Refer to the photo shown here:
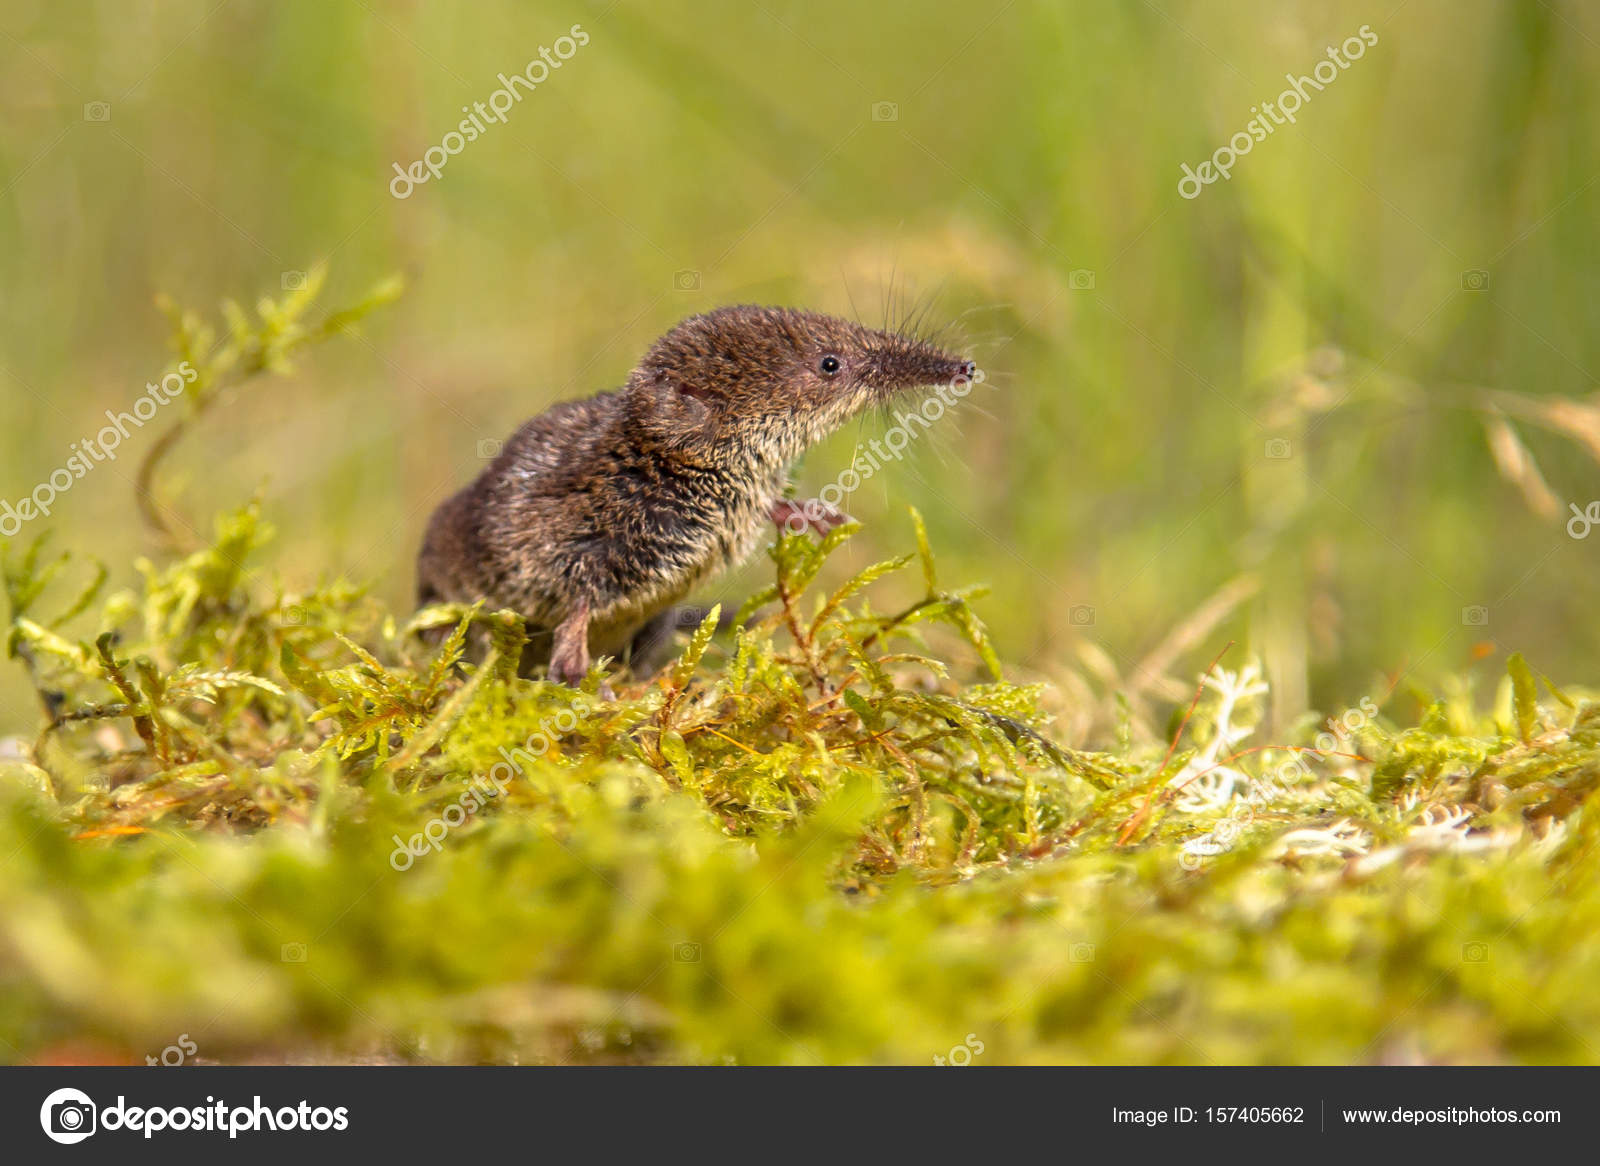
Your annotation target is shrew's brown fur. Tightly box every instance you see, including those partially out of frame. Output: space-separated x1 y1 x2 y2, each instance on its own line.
416 305 975 688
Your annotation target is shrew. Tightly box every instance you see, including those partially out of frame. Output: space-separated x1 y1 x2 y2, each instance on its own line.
416 305 975 689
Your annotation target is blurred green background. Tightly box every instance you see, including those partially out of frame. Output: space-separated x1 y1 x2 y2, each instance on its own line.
2 0 1597 733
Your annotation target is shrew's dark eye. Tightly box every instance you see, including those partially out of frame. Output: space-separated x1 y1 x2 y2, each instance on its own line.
819 354 841 376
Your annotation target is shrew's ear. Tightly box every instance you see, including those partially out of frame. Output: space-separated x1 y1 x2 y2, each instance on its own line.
631 367 714 429
673 376 719 407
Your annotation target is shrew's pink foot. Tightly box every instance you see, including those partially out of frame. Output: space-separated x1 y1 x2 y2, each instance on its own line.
770 498 851 538
548 600 617 698
549 600 592 689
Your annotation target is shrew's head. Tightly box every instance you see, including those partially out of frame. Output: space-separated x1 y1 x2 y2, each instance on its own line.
627 305 977 457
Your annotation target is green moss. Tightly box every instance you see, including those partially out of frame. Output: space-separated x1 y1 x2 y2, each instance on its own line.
2 278 1599 1065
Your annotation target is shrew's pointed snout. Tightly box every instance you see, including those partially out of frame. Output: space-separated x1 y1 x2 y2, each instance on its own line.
866 333 979 394
922 354 978 390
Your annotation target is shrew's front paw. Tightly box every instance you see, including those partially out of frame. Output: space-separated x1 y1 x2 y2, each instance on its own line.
769 497 851 538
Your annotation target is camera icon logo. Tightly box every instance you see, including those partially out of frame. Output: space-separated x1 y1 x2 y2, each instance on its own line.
1461 606 1489 626
1068 269 1096 291
1462 941 1489 963
40 1087 97 1144
1069 604 1095 627
871 101 899 122
83 101 111 122
1264 437 1292 459
1069 942 1096 963
283 605 306 626
673 941 701 963
281 941 308 963
1461 269 1490 291
673 269 701 291
281 270 308 291
477 437 503 459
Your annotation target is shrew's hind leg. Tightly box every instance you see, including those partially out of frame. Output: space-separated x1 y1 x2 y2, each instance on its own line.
627 604 742 677
625 608 684 676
